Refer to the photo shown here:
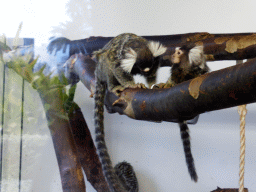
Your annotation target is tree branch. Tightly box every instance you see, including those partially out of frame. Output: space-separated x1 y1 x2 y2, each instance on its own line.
5 55 87 191
68 102 110 192
67 54 256 123
47 32 256 68
38 88 86 192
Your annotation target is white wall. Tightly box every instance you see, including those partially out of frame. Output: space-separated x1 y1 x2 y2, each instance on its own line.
1 0 256 191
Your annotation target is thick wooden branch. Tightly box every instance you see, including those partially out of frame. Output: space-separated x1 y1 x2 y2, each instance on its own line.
38 90 86 191
47 32 211 56
193 33 256 61
48 32 256 67
112 58 256 122
68 102 110 192
67 54 256 123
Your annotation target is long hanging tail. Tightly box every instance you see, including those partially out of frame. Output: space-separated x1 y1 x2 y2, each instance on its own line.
179 122 198 182
94 80 138 192
115 161 139 192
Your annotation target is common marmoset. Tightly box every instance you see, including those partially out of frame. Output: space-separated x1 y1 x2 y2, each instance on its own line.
93 33 167 191
169 44 210 182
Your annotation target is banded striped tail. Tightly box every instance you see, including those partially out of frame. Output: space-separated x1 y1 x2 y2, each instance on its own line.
94 80 138 191
94 80 125 191
179 122 198 182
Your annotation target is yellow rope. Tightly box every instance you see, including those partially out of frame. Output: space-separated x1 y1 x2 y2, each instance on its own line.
236 60 247 192
237 104 247 192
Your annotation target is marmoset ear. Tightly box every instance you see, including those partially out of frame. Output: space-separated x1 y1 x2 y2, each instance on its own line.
120 48 137 73
188 46 205 67
147 41 167 57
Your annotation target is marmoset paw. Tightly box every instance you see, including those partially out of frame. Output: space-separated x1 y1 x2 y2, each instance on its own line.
111 85 126 96
152 83 166 89
125 83 147 89
152 82 174 89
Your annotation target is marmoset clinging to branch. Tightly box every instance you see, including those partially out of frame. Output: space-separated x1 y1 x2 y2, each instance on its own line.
170 44 210 182
93 33 167 191
170 45 209 84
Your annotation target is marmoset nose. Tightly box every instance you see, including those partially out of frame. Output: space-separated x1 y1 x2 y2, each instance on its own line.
143 68 150 72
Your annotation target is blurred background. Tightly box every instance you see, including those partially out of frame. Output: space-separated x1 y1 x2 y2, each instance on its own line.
1 0 256 191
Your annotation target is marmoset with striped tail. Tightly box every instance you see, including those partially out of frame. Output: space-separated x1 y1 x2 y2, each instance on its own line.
93 33 167 192
169 44 210 182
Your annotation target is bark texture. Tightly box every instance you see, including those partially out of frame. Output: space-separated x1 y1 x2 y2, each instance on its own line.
67 53 256 123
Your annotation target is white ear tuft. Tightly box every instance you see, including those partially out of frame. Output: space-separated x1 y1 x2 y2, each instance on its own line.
175 47 181 51
121 48 137 73
188 46 205 67
148 41 167 57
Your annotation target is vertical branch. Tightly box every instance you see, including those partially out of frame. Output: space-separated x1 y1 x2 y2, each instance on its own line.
68 103 110 192
4 47 86 191
38 87 86 192
64 83 109 191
